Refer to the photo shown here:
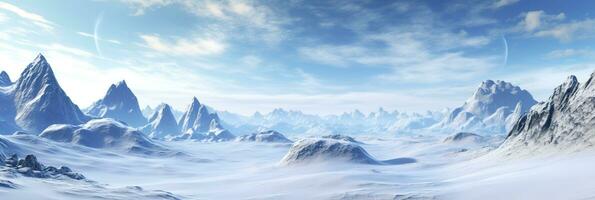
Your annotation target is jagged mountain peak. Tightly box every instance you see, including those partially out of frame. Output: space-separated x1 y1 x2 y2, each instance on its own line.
86 80 146 127
500 71 595 153
0 70 10 86
13 54 89 133
143 103 179 139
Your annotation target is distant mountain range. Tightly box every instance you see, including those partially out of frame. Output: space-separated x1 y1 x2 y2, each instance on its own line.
1 53 575 141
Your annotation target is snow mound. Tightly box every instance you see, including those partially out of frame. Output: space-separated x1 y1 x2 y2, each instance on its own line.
280 138 379 165
39 118 168 154
499 72 595 154
236 130 292 143
320 134 363 144
443 132 484 143
86 80 147 127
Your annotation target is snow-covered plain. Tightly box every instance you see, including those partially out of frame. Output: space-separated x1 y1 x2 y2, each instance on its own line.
3 132 595 200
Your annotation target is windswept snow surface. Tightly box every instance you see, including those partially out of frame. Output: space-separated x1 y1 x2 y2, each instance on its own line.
2 132 595 199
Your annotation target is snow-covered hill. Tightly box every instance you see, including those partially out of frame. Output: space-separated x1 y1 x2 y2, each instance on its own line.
39 118 169 155
499 73 595 154
86 81 147 127
12 54 89 133
280 138 380 165
236 130 292 143
432 80 537 135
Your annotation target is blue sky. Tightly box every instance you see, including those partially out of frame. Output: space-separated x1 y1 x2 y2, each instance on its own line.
0 0 594 115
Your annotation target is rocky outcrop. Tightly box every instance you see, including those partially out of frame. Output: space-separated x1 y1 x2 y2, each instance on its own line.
237 130 292 143
280 138 379 165
0 71 10 86
3 154 84 180
320 134 363 144
500 73 595 153
443 132 484 143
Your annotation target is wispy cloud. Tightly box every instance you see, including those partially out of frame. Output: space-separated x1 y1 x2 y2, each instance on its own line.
0 2 55 30
513 10 595 41
77 32 121 45
139 34 226 56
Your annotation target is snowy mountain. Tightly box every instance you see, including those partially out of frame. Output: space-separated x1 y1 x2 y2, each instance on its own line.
500 73 595 153
141 103 179 139
220 108 447 136
86 80 147 127
141 105 153 118
13 54 89 133
0 71 11 86
175 97 234 141
432 80 537 134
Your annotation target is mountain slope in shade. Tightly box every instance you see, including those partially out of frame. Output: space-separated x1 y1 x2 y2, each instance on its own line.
432 80 537 134
13 54 89 133
0 71 11 86
86 80 146 127
499 73 595 153
141 103 179 139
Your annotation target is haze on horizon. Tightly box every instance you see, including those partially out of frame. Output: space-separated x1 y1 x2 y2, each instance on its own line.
0 0 594 115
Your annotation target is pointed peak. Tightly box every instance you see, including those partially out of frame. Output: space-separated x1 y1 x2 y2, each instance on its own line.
34 53 47 64
190 97 201 107
565 75 578 85
116 80 128 87
0 71 10 85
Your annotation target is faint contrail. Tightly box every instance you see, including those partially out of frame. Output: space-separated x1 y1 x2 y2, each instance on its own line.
502 35 508 66
94 12 104 57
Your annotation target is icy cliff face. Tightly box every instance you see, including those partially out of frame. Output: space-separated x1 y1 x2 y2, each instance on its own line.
500 73 595 153
280 138 379 165
86 80 147 127
13 54 89 133
432 80 537 134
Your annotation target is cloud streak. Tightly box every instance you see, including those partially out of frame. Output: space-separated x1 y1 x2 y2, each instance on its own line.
0 2 54 30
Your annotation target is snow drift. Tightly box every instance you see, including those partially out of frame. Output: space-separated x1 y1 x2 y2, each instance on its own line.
39 118 168 154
